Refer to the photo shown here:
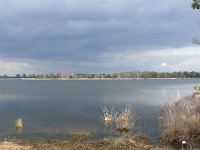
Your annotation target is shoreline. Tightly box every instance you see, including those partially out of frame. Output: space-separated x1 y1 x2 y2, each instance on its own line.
0 77 198 81
0 135 163 150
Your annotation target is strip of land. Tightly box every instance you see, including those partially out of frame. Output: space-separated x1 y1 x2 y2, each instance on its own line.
0 136 162 150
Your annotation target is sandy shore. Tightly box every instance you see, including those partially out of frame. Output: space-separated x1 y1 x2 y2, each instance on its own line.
0 142 33 150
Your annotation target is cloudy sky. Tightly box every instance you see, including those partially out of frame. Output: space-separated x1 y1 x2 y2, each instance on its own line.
0 0 199 75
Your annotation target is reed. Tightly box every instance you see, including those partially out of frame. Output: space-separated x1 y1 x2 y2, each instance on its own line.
69 131 95 141
102 105 134 134
115 105 134 133
161 93 200 147
194 85 200 93
15 118 23 129
101 106 115 127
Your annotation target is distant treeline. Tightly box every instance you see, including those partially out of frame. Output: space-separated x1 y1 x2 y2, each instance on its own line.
1 71 200 79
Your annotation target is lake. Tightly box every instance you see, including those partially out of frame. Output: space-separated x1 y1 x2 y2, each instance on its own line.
0 79 199 141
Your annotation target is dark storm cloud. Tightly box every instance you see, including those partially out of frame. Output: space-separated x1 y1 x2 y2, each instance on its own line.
0 0 199 73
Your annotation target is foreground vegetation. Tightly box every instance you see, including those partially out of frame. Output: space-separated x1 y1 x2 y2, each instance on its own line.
161 91 200 149
0 136 162 150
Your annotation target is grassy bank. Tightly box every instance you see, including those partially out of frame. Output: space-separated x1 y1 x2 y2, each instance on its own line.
161 92 200 149
0 136 162 150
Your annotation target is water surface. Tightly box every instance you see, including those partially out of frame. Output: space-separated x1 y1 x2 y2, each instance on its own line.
0 79 199 141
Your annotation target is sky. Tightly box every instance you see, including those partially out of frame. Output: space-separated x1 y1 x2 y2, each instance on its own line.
0 0 200 75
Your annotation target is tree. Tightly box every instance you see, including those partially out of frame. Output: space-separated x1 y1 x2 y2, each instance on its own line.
16 74 21 78
22 74 27 78
192 0 200 9
192 0 200 45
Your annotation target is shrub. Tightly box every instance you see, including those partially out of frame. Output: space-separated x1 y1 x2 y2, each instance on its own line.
194 85 200 93
161 93 200 147
101 106 116 127
102 105 134 134
115 105 134 133
15 118 23 129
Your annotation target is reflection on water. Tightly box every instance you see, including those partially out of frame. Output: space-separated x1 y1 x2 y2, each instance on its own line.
16 128 23 134
0 79 199 141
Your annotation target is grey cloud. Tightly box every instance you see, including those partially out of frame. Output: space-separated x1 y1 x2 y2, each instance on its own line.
0 0 199 73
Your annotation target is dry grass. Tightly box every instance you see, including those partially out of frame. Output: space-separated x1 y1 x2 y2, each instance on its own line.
102 105 134 133
69 131 95 141
107 135 161 150
2 139 96 150
115 105 134 133
161 93 200 147
0 137 162 150
15 118 23 129
101 106 116 127
0 141 34 150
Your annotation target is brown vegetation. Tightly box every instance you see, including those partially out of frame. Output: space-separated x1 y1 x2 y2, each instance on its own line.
0 136 162 150
161 92 200 148
0 141 33 150
102 105 134 134
115 105 134 133
69 131 95 141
